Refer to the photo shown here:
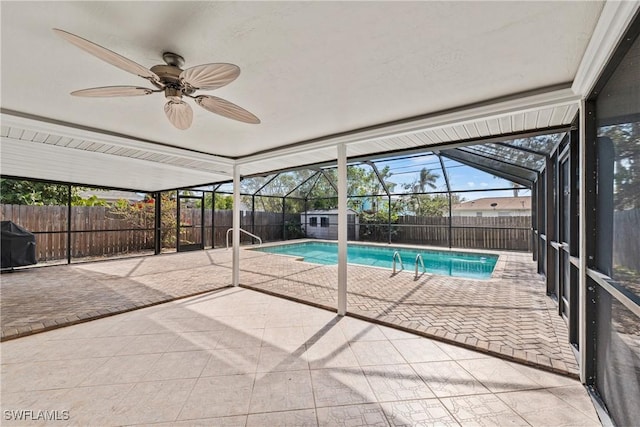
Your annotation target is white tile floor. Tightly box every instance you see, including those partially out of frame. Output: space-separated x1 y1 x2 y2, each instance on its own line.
0 288 601 426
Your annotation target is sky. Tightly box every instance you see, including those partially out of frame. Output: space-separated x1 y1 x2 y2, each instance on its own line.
206 151 533 201
373 154 530 201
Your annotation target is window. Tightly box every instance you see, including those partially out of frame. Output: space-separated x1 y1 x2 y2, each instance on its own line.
320 217 329 227
498 212 511 217
309 217 318 227
476 212 483 217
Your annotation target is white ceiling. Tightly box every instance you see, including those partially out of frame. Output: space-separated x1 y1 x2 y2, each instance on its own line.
0 1 636 191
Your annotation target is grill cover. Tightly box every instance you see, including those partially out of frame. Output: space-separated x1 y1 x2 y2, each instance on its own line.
1 221 37 268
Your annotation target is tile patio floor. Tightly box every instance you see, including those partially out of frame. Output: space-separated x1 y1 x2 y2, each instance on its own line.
1 287 600 426
2 246 578 378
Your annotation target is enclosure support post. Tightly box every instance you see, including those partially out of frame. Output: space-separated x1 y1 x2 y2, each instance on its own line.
304 198 308 236
579 98 596 384
337 143 348 316
212 190 216 248
388 195 392 244
232 165 241 287
252 195 256 244
154 192 161 255
176 190 181 252
282 197 286 240
448 193 452 249
438 154 452 249
531 182 537 260
66 185 72 264
545 154 555 296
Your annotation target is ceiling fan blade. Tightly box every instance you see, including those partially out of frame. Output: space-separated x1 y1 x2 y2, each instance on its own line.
53 28 159 82
71 86 155 97
180 63 240 90
195 95 260 124
164 100 193 130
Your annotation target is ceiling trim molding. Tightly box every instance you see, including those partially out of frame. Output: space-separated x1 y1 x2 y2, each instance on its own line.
0 138 229 192
572 0 640 97
0 112 234 170
237 88 580 171
0 137 231 179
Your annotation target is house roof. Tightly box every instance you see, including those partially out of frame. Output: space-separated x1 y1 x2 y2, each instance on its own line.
78 189 144 203
452 196 531 211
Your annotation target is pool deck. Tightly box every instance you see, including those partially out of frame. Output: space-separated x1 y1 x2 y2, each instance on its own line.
1 287 599 426
1 244 578 377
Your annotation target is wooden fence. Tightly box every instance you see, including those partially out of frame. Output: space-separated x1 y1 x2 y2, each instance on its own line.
359 215 532 251
0 205 297 262
1 203 535 261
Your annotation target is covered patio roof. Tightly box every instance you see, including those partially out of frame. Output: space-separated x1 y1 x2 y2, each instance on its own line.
1 2 637 191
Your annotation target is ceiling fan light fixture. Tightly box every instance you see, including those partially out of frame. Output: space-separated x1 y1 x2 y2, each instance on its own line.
164 100 193 130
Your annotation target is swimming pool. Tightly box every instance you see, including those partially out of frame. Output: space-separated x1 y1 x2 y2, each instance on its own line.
255 241 498 279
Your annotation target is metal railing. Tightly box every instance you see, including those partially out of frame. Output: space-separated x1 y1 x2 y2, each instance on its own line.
226 228 263 249
415 253 426 278
392 251 404 274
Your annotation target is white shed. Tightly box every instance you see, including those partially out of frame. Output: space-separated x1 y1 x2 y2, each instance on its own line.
301 209 359 240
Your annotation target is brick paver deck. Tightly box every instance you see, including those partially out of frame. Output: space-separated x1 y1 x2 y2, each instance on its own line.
0 251 233 340
1 245 579 377
237 247 579 377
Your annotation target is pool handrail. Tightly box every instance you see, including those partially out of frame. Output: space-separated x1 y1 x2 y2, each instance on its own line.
415 253 426 278
226 228 263 249
392 251 404 274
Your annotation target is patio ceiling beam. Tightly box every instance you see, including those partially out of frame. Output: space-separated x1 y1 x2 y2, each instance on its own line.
238 88 579 169
1 111 235 171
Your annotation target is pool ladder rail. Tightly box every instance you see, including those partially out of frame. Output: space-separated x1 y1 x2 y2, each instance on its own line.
392 251 404 274
392 251 427 278
226 228 263 249
415 253 426 279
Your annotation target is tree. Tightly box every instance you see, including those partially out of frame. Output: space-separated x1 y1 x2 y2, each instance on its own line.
0 179 111 206
400 167 444 215
200 192 233 210
109 193 177 247
415 167 439 193
600 122 640 210
1 179 71 205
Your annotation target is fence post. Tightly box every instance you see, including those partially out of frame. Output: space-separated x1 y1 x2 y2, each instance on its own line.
282 197 286 241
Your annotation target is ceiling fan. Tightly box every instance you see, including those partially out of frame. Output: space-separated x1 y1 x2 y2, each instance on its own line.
53 28 260 130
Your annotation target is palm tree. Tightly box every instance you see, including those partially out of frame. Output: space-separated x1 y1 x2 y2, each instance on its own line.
414 167 439 193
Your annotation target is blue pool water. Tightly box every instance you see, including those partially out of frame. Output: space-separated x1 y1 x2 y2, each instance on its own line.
256 241 498 279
